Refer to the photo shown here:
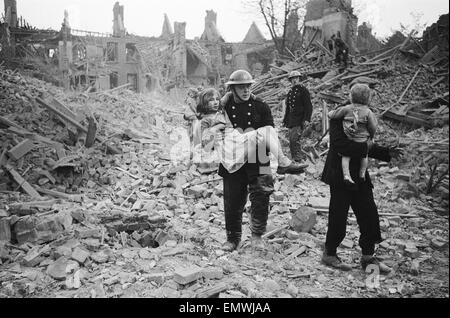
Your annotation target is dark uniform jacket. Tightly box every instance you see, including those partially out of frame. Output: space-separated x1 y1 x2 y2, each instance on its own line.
218 96 274 179
334 38 348 52
283 84 313 129
321 119 391 189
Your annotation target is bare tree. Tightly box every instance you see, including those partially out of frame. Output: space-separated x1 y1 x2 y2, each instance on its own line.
243 0 307 55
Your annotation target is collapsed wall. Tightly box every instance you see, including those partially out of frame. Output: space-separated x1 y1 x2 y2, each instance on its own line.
304 0 357 54
422 13 449 53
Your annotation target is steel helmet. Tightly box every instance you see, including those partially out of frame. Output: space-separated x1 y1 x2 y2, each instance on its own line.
288 71 302 80
225 70 255 86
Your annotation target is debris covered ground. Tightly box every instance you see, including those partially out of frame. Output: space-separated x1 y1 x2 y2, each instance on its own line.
0 43 449 298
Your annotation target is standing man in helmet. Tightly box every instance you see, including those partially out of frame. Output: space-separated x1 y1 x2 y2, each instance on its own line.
283 71 313 163
217 70 302 252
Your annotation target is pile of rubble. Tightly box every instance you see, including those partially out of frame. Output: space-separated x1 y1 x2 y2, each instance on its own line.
252 37 449 202
0 40 448 298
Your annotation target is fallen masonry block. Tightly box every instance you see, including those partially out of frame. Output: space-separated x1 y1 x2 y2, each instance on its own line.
431 238 448 250
139 232 156 248
75 228 101 239
22 245 50 267
396 174 411 182
8 200 58 213
46 257 80 281
71 247 90 264
148 214 166 224
144 271 166 284
35 216 63 233
202 267 224 280
83 238 101 251
15 229 38 245
341 239 354 249
106 221 150 233
308 197 329 209
290 206 317 233
0 218 11 242
55 211 73 230
53 245 72 259
13 216 38 245
272 191 285 202
70 210 85 223
91 250 110 264
155 230 170 246
185 185 208 198
0 244 9 261
7 139 34 160
285 230 301 240
173 265 203 285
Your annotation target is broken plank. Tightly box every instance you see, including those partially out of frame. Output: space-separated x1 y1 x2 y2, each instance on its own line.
341 67 383 81
0 146 8 167
45 96 79 121
366 45 401 62
421 45 439 63
0 115 22 129
313 72 348 91
7 125 62 146
383 110 432 128
98 83 132 95
286 246 307 260
312 207 419 218
287 272 313 279
318 92 347 104
35 97 121 155
4 165 42 199
115 167 140 179
8 199 59 210
34 186 82 202
431 76 446 87
7 139 34 160
36 169 56 184
262 225 289 239
196 282 228 298
314 41 333 57
182 177 222 189
269 64 289 73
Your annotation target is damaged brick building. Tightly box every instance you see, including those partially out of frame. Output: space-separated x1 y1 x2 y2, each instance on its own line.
1 0 447 93
1 1 277 92
303 0 358 53
133 8 276 89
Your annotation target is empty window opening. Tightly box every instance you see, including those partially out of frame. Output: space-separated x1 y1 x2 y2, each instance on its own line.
127 73 138 92
107 42 118 62
126 43 137 62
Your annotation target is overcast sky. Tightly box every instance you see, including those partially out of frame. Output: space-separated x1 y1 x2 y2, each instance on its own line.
1 0 448 41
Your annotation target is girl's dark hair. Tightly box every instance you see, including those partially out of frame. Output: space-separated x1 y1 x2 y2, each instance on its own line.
197 88 221 114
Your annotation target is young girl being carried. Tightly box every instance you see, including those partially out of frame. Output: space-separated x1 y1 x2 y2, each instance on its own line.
195 88 305 174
